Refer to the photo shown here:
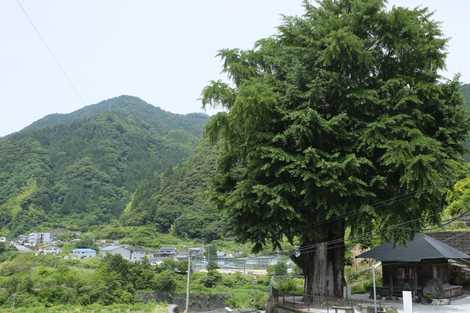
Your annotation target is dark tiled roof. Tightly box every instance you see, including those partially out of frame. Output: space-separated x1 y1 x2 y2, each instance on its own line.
357 233 470 262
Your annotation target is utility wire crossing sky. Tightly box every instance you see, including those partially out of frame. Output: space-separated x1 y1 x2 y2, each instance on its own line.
1 0 469 136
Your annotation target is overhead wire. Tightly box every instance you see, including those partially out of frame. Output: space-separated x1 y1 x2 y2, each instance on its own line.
295 184 438 242
14 0 85 104
292 209 470 256
293 186 439 254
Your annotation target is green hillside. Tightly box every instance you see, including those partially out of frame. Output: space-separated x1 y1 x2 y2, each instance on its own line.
123 138 224 241
462 84 470 103
0 96 208 235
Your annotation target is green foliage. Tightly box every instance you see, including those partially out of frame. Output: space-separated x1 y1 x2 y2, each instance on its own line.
0 253 181 308
203 269 222 288
125 138 225 242
444 167 470 218
276 279 303 295
462 84 470 105
152 270 177 293
461 84 470 160
158 258 188 274
206 244 218 270
202 0 470 252
83 225 198 249
0 253 271 310
188 271 269 309
2 303 166 313
225 290 267 310
0 96 208 234
267 261 288 277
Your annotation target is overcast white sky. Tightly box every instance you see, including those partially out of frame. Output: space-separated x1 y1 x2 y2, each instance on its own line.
1 0 469 136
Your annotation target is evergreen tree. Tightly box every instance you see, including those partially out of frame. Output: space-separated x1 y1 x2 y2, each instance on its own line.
202 0 469 297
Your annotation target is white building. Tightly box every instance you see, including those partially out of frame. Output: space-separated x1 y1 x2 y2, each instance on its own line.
37 246 61 255
26 233 40 247
72 248 97 259
100 245 152 263
101 245 132 259
41 233 53 244
23 232 54 247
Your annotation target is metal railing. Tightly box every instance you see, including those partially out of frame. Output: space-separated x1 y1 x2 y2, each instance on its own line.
273 288 387 313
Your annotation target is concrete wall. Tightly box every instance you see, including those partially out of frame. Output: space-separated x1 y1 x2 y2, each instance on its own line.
139 292 227 312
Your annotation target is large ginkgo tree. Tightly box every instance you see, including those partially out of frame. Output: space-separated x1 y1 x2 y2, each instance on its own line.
202 0 469 298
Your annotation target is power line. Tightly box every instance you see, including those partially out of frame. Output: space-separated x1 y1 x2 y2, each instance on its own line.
294 186 439 253
15 0 85 104
293 210 470 256
297 185 436 233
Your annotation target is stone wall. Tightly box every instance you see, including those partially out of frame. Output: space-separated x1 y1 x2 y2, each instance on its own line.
138 292 227 312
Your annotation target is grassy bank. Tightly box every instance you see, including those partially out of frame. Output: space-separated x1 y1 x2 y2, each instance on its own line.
0 303 166 313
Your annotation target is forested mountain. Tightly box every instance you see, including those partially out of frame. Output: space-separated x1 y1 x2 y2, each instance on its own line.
0 96 208 235
122 138 224 241
462 84 470 103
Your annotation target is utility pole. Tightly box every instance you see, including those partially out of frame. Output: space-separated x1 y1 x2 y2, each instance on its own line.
371 262 380 313
206 244 210 269
185 250 192 313
185 248 202 313
372 265 377 313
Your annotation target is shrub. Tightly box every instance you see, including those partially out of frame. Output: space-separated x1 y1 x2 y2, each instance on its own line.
153 271 177 293
267 261 287 277
203 270 222 288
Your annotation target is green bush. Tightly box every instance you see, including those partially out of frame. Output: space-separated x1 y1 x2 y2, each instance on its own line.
0 252 271 310
203 270 222 288
267 262 288 276
226 290 267 310
153 271 177 293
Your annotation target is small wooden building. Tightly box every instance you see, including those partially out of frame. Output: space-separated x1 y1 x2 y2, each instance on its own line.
358 234 470 300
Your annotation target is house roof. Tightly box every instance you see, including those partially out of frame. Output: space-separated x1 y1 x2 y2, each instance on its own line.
101 245 123 251
72 248 96 253
159 247 177 251
100 245 150 253
357 233 470 262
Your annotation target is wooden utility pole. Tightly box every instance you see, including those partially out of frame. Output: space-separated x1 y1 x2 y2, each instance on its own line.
185 251 192 313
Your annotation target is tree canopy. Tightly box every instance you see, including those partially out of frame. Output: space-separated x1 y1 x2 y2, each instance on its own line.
202 0 469 297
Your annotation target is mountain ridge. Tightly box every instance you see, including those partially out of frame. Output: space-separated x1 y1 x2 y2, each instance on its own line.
0 96 209 235
13 95 208 137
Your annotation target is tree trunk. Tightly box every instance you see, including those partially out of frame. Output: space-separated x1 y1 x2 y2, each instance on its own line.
294 222 345 302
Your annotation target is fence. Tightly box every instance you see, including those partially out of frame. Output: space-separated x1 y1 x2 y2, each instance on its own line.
191 255 291 273
272 287 389 313
271 275 385 312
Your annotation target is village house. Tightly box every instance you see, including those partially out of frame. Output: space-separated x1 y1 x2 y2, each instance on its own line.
18 232 54 247
157 247 177 257
100 245 152 263
358 233 470 301
36 246 61 255
189 247 205 256
72 248 96 259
